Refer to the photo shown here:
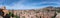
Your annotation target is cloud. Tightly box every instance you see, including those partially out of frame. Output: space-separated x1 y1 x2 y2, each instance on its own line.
7 0 60 9
0 0 60 10
0 0 20 5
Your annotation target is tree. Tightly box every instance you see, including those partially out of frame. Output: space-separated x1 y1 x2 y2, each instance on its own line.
9 12 20 18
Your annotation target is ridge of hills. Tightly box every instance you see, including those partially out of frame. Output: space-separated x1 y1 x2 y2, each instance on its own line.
8 6 60 13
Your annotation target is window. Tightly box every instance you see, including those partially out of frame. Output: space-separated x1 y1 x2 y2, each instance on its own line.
40 16 41 18
36 15 39 18
20 12 22 14
31 17 33 18
22 16 25 18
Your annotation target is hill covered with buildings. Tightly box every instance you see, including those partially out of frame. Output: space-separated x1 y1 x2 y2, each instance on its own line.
0 6 60 18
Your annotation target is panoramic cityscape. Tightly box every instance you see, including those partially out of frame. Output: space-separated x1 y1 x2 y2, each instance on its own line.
0 0 60 18
0 6 60 18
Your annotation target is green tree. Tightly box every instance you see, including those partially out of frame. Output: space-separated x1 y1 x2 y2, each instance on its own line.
9 12 20 18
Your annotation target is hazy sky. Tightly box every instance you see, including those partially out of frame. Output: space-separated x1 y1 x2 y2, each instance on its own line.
0 0 60 10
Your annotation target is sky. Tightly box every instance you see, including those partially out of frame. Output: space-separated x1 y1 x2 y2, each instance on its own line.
0 0 60 10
